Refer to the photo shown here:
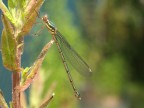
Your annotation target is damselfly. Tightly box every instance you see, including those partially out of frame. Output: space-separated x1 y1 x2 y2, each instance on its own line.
41 15 92 100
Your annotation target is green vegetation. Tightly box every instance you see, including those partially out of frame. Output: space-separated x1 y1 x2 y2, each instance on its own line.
0 0 144 108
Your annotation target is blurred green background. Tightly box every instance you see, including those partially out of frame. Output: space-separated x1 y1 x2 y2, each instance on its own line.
0 0 144 108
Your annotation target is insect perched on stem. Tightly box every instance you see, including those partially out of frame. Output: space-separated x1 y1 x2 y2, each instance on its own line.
41 15 92 100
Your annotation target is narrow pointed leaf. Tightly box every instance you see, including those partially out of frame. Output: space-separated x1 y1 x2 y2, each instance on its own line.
18 40 54 91
0 90 9 108
20 0 44 36
20 11 37 36
0 1 14 25
39 93 55 108
39 83 56 108
25 0 44 16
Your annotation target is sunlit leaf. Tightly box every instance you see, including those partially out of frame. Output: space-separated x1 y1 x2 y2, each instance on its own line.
0 1 15 25
21 67 31 85
8 0 16 9
1 14 18 71
8 0 16 18
8 0 26 10
0 90 8 108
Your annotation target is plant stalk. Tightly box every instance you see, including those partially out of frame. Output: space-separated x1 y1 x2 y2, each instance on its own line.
12 37 23 108
12 72 21 108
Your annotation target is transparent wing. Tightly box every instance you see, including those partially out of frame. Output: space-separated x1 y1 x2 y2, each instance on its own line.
55 31 92 76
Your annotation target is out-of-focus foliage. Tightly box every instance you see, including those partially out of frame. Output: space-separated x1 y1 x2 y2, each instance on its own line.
74 0 144 107
28 0 144 108
0 0 144 108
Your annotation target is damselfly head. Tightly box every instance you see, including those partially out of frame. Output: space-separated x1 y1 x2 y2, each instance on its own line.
42 14 48 22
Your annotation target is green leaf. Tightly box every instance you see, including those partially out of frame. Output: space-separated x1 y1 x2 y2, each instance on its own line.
1 14 18 71
19 0 27 9
8 0 26 10
8 0 16 18
9 102 13 108
0 0 15 26
0 1 9 13
21 67 31 84
8 0 16 9
0 90 9 108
